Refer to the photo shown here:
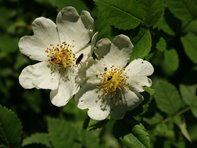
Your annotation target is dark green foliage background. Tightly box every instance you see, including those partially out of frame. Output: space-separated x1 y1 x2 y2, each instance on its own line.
0 0 197 147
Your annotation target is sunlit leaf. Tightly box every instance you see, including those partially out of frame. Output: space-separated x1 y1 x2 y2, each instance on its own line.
181 33 197 64
92 8 112 40
130 29 152 60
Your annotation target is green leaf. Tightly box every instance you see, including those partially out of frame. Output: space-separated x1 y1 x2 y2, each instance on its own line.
180 84 196 106
189 124 197 141
142 0 164 26
164 49 179 71
47 118 80 148
55 0 88 11
156 37 167 52
191 103 197 118
35 0 56 6
93 8 112 40
154 121 175 139
94 0 163 29
154 80 182 114
0 105 23 148
143 113 163 125
166 0 197 22
0 35 18 53
22 133 51 147
79 130 101 148
121 124 151 148
0 8 16 29
184 19 197 34
94 0 144 29
180 84 197 118
154 11 175 35
174 116 191 142
35 0 88 11
181 33 197 64
130 29 152 60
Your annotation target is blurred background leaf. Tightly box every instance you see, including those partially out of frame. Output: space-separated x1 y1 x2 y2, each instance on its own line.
0 105 23 148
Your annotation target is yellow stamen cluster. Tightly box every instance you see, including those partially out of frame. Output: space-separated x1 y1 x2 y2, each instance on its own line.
99 66 126 96
45 42 76 69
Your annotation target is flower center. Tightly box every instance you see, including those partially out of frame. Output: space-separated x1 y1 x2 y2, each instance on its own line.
99 66 126 96
45 42 76 69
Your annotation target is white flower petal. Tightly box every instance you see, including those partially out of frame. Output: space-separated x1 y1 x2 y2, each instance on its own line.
19 61 60 89
102 35 133 68
76 85 110 120
19 17 59 61
56 6 92 53
88 107 110 120
125 59 154 92
76 58 94 85
50 75 79 107
126 59 154 76
127 76 152 92
86 61 104 84
124 90 144 108
75 45 91 63
111 90 143 119
77 87 100 109
94 38 111 59
80 10 94 30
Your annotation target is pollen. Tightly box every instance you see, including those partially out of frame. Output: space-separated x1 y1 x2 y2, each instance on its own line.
99 66 127 96
45 42 76 69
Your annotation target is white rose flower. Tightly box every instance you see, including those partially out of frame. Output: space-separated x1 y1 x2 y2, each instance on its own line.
19 6 94 107
75 35 154 120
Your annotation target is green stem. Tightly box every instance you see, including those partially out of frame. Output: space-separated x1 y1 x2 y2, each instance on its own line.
83 115 90 129
162 107 191 123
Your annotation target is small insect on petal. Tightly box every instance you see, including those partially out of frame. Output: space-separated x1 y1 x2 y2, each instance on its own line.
76 53 84 64
107 76 112 81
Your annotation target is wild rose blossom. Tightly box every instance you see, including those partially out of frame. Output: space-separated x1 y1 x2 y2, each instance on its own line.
75 35 154 120
19 6 94 106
